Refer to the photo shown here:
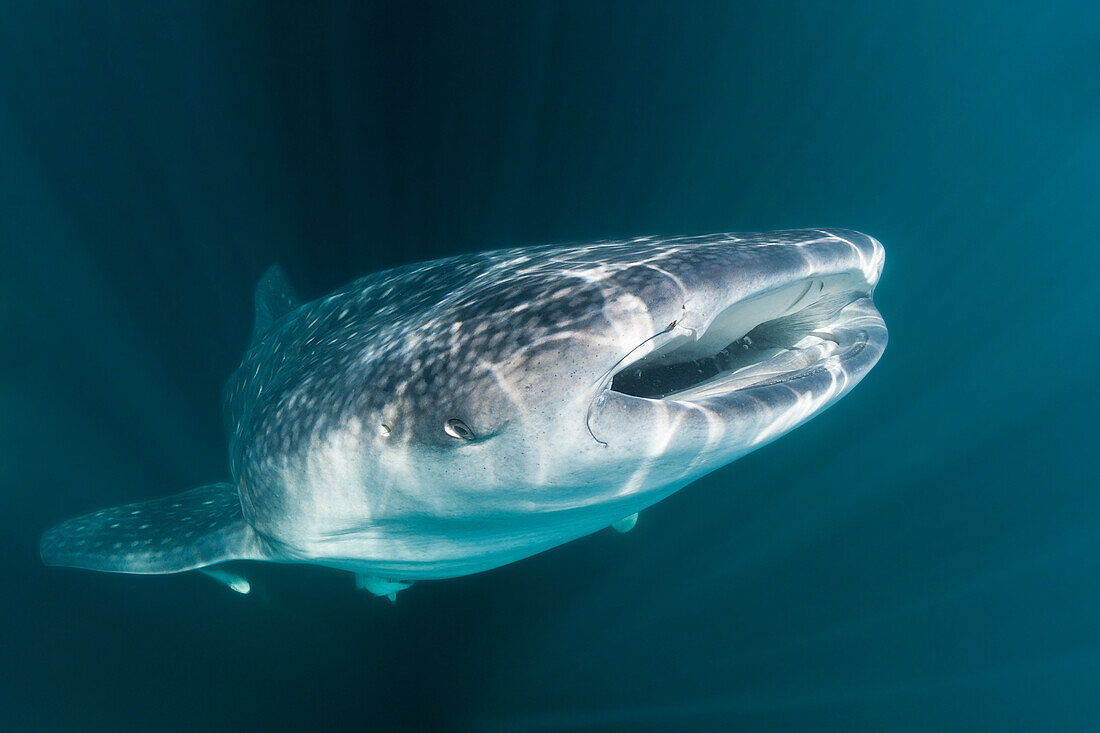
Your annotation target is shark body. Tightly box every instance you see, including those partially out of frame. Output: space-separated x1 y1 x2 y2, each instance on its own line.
41 230 887 598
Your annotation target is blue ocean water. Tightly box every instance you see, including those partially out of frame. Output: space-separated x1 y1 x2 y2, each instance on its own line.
2 2 1099 730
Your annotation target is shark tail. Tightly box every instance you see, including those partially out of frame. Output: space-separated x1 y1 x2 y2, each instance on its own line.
40 483 265 574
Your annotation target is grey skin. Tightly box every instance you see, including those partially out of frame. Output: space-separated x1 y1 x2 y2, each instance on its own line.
41 229 887 600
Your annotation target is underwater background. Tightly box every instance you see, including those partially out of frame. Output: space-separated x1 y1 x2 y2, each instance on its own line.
2 1 1099 731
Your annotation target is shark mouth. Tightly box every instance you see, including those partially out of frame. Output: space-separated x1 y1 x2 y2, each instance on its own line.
608 276 871 402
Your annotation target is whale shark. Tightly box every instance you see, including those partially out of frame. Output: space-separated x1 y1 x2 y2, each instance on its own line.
40 229 887 600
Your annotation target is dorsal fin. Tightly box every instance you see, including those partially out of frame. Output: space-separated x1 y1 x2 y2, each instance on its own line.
252 265 299 345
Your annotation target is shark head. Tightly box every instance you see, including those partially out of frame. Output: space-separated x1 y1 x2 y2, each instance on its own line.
579 230 886 503
245 229 886 577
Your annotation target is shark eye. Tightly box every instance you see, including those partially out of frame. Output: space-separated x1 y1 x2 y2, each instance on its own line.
444 418 476 441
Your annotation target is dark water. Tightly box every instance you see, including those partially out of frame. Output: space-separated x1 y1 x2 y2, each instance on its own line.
3 2 1099 731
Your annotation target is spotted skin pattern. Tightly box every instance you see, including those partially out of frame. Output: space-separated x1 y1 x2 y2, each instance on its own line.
227 231 831 471
225 232 809 540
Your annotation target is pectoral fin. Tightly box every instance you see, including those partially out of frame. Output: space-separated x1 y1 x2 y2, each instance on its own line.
611 512 639 533
40 483 265 574
355 574 413 602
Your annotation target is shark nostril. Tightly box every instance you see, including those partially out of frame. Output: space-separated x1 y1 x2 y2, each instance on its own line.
444 418 476 441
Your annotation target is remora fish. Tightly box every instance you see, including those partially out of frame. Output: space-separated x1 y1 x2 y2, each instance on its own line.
41 230 887 600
